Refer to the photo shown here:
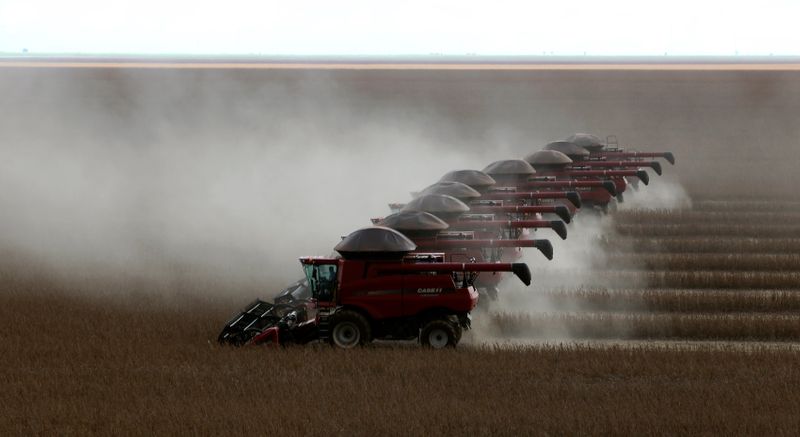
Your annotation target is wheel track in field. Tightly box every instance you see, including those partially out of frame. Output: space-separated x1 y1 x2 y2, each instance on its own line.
485 197 800 343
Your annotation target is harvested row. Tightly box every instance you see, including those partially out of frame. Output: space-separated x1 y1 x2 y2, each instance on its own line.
596 253 800 271
613 210 800 225
535 289 800 313
486 312 800 341
614 223 800 238
600 237 800 254
691 199 800 212
534 269 800 289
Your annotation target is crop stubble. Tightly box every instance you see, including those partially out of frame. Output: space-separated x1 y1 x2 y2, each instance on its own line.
0 288 799 435
494 200 800 343
2 198 800 434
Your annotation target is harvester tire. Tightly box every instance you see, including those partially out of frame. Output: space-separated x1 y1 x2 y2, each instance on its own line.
420 319 458 349
330 310 372 349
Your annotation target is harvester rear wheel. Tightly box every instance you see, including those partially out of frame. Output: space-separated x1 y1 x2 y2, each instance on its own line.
330 310 371 349
420 319 458 349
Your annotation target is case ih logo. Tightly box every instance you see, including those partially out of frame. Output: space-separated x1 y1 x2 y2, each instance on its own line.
417 288 442 294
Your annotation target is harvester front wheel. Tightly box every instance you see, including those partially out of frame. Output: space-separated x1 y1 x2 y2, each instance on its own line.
330 310 371 349
420 319 458 349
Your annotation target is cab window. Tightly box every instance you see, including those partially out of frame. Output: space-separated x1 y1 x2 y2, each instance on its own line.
303 263 338 301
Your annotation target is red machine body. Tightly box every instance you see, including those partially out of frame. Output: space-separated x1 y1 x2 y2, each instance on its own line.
411 234 547 300
570 160 663 175
466 203 573 223
588 151 675 165
448 217 567 240
478 189 582 208
519 179 617 196
560 169 650 195
527 169 620 208
302 252 530 348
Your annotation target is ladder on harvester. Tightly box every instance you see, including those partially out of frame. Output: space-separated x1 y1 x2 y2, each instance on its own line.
316 306 334 343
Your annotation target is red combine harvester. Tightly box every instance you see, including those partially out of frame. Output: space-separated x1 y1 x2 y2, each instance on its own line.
530 148 649 211
478 159 583 219
397 194 558 302
376 210 552 302
526 149 625 210
401 193 567 242
438 168 616 224
418 181 574 229
567 133 676 192
394 175 576 223
567 133 676 165
431 172 583 210
218 227 531 349
546 139 660 175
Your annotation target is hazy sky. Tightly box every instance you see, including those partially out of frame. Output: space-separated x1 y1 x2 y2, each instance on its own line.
1 0 798 55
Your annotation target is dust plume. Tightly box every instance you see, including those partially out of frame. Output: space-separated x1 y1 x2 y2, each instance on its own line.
468 211 629 342
469 175 692 343
2 65 796 311
617 174 692 211
0 68 495 299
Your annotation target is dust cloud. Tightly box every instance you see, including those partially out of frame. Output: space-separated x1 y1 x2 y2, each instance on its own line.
1 66 798 306
469 178 691 342
468 211 624 341
0 69 508 298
